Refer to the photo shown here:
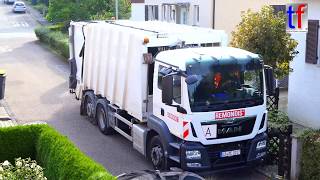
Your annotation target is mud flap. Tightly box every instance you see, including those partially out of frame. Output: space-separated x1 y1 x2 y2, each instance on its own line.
69 57 77 89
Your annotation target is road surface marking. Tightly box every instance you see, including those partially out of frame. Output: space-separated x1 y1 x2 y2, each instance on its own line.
0 33 35 38
0 45 13 53
11 22 29 28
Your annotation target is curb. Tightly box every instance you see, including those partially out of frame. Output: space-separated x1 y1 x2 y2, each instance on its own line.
0 99 17 128
24 1 51 26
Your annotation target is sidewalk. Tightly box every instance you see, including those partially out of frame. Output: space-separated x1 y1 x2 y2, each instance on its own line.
25 1 50 26
0 100 17 128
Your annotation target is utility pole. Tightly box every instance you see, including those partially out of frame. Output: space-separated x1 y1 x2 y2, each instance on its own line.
115 0 119 20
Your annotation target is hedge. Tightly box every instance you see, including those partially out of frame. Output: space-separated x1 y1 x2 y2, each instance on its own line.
300 130 320 180
0 125 115 180
34 26 69 59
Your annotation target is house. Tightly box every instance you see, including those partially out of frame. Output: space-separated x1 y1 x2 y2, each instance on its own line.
130 0 215 28
130 0 288 36
287 0 320 129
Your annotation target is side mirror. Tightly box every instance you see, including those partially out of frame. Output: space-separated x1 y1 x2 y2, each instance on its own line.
264 65 275 95
162 75 173 105
185 75 199 85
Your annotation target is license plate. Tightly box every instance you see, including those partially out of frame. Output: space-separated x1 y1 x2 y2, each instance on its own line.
220 149 241 158
202 124 217 139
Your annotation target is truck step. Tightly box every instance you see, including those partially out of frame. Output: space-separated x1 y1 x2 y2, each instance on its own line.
169 155 180 163
169 142 181 150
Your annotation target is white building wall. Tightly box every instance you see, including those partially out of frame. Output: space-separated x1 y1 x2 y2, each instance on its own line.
131 0 213 28
198 0 213 28
288 0 320 128
215 0 290 39
130 3 145 21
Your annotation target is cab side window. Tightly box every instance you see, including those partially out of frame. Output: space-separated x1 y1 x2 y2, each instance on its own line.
158 65 165 89
158 65 181 104
173 75 181 104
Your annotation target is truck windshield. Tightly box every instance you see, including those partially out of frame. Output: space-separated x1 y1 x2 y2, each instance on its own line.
186 58 264 112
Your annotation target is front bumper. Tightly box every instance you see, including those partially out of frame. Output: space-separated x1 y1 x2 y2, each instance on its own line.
13 8 26 12
179 132 267 172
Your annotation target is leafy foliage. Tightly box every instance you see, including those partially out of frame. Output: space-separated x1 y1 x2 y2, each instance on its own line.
0 125 40 163
0 125 115 180
36 126 114 180
35 26 69 59
46 0 131 23
0 158 46 180
46 0 89 23
33 3 48 15
230 6 298 79
268 110 290 126
300 130 320 180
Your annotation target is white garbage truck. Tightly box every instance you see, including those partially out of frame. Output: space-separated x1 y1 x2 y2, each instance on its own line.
68 20 274 173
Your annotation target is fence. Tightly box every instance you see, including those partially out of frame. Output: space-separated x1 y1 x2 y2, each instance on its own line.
267 87 280 111
266 124 293 179
266 87 293 179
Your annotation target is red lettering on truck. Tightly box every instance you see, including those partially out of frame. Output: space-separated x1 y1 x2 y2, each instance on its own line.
215 109 245 120
167 112 179 122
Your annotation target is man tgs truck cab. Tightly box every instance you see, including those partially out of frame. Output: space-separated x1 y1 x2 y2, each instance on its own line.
68 20 275 173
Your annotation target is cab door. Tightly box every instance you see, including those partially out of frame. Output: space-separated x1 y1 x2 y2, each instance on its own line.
153 62 183 138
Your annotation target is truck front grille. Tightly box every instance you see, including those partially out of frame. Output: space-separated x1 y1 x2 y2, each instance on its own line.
202 116 256 139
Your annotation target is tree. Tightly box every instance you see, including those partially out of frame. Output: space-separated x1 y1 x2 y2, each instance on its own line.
90 0 131 20
46 0 89 23
118 0 131 19
46 0 131 23
230 6 298 79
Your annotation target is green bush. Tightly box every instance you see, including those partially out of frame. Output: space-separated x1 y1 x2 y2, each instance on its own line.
46 0 131 23
35 26 69 59
33 3 48 15
0 125 41 163
0 125 115 180
300 130 320 180
46 0 89 24
47 23 65 32
268 110 290 128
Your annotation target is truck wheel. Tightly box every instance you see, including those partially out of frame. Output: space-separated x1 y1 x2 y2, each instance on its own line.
82 91 96 118
148 136 167 170
96 100 114 135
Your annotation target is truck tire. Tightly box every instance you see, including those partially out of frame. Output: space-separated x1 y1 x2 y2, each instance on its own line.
96 99 115 135
81 91 96 118
148 135 168 170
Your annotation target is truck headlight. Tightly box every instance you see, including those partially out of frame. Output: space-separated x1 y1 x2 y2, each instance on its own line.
186 150 201 160
256 140 267 150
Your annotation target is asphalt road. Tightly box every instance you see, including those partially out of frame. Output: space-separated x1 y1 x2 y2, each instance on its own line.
0 3 267 179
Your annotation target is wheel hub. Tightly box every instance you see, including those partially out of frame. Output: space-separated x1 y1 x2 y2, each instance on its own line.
86 102 94 117
151 146 163 166
98 109 106 129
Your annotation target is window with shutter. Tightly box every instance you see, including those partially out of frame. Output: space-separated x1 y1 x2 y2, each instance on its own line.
155 5 159 20
145 5 148 21
306 20 319 64
145 5 159 21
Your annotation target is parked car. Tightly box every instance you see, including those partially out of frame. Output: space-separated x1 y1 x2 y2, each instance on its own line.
12 1 26 13
4 0 15 5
